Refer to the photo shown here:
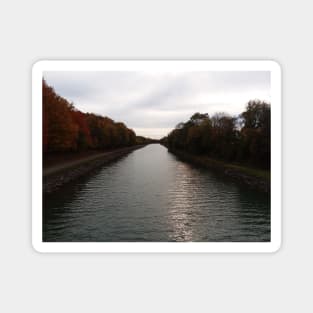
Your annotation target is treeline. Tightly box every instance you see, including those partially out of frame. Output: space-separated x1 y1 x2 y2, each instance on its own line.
136 136 159 145
43 80 152 153
161 100 270 169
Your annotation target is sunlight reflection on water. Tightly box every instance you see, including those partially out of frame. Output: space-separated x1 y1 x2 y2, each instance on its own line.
43 144 270 242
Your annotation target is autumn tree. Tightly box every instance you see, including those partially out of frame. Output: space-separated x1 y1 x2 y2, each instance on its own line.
43 80 78 152
240 100 270 168
165 100 271 169
42 79 139 153
71 110 92 150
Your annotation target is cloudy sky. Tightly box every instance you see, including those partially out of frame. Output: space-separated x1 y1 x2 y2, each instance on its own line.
44 71 270 139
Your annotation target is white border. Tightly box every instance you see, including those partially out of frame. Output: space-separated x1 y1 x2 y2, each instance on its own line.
32 60 281 253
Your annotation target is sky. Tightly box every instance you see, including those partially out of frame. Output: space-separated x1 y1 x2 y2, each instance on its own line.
44 71 271 139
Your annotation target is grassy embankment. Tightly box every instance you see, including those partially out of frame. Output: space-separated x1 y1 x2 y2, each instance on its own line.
43 145 146 193
167 147 270 192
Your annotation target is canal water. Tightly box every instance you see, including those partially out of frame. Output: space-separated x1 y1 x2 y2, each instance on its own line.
43 144 270 242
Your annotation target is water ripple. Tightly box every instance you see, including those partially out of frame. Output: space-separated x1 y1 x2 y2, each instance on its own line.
43 145 270 242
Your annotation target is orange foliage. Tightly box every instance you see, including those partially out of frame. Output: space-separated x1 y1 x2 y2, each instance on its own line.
42 79 137 153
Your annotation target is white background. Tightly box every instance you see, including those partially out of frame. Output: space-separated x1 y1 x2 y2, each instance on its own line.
0 0 311 312
32 60 281 253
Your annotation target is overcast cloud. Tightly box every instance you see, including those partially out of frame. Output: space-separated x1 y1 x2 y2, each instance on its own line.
44 71 270 139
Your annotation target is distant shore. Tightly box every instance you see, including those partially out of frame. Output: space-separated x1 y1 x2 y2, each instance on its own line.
166 147 270 193
43 145 146 194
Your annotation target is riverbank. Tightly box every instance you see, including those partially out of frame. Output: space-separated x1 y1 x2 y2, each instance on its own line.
44 144 271 242
43 145 146 194
167 147 270 192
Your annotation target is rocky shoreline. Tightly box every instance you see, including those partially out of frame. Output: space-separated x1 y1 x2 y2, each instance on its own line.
43 145 145 194
167 148 270 193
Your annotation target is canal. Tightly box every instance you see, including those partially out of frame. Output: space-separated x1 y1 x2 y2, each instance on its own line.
43 144 270 242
